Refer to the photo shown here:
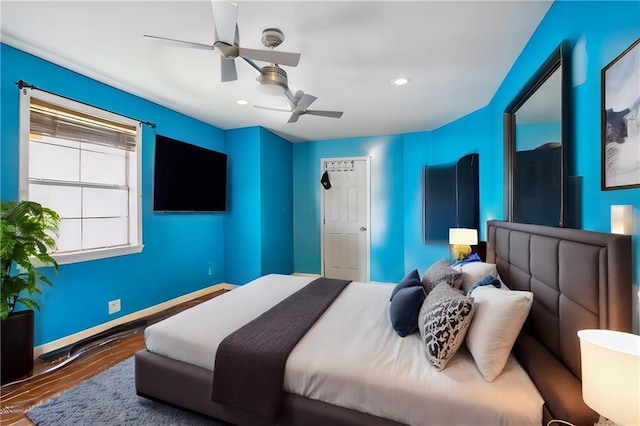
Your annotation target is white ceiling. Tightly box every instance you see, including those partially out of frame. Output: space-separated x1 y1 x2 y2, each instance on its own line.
1 1 552 142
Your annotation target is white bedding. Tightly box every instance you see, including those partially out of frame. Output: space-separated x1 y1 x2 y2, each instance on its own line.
145 274 543 426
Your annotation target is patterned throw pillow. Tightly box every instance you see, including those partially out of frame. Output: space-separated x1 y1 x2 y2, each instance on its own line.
421 259 463 295
418 282 475 370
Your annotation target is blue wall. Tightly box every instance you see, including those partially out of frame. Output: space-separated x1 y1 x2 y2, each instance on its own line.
402 131 436 274
490 0 640 286
259 128 294 276
430 106 500 241
224 127 262 285
292 107 498 281
224 127 294 284
401 107 497 275
292 0 640 306
1 45 227 346
292 135 404 282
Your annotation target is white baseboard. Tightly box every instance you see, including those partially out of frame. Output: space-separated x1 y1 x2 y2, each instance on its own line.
34 283 237 359
292 272 322 278
292 273 387 285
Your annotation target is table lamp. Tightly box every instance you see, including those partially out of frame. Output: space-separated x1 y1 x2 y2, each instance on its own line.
578 329 640 426
610 205 633 235
448 228 478 262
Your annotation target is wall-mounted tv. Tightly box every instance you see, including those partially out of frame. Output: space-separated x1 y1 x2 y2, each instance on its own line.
153 134 227 212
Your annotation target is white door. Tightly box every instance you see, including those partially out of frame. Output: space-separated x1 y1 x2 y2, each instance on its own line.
321 158 370 282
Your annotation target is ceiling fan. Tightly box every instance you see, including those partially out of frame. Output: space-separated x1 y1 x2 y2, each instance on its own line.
254 89 344 123
143 1 301 82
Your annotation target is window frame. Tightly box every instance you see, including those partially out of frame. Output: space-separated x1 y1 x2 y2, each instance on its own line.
19 88 143 265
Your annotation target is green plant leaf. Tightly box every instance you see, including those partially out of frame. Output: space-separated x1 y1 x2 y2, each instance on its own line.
1 200 60 316
16 297 39 311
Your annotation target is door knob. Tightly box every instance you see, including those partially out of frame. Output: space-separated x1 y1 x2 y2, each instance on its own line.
360 226 367 231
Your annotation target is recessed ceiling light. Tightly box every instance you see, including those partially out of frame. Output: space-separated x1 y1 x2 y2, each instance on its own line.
391 77 411 86
236 99 248 105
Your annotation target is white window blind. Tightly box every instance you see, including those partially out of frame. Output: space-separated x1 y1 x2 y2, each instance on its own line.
29 99 137 151
19 89 143 264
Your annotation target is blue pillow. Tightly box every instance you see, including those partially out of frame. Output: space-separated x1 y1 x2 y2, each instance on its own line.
389 286 426 337
390 269 421 301
467 275 501 296
452 252 481 267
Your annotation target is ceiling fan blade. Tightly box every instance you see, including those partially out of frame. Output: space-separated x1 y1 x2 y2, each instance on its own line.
305 110 344 119
288 113 300 123
296 94 317 111
254 105 291 113
220 57 237 82
143 34 214 50
238 47 301 67
211 1 238 45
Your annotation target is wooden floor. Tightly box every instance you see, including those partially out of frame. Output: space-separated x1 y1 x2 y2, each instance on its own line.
0 290 226 426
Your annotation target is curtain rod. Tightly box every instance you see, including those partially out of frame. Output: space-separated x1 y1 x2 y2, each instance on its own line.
16 80 157 129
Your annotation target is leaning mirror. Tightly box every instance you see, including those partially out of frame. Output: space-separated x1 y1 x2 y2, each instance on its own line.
504 42 571 227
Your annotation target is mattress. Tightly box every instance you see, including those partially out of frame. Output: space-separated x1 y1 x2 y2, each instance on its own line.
145 274 543 426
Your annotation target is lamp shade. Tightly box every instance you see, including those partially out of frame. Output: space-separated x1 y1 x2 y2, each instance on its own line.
578 329 640 425
448 228 478 245
611 205 633 235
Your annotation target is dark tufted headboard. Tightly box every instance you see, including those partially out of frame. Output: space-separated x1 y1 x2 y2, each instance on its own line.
486 220 632 425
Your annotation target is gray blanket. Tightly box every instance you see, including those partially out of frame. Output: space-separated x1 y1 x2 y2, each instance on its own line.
210 277 351 420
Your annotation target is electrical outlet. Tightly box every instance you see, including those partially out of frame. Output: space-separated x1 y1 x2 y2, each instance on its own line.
108 299 121 315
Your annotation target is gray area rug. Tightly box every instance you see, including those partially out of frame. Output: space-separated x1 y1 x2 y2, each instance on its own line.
27 357 230 425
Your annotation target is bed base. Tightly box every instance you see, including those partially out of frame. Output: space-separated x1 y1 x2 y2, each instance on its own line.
135 349 405 426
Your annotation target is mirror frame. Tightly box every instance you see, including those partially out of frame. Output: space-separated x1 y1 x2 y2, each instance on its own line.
503 41 571 227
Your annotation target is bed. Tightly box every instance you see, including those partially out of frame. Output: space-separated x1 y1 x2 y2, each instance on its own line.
135 220 632 425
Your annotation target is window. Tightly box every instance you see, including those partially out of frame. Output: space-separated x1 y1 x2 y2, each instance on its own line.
19 89 143 265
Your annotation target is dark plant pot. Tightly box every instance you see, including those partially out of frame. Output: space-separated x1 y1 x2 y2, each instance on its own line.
1 309 34 385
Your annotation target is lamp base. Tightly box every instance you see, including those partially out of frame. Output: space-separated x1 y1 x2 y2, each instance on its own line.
452 244 471 262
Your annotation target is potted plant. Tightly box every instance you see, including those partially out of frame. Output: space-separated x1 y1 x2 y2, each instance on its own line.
1 200 59 385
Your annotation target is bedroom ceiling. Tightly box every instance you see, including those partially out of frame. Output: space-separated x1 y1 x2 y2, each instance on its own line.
0 1 553 142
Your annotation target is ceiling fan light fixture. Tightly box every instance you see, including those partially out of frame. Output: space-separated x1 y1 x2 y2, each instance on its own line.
258 84 286 96
261 28 285 49
236 99 248 105
256 65 289 96
391 77 411 86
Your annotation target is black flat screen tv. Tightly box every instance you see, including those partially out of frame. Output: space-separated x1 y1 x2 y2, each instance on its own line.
153 135 227 212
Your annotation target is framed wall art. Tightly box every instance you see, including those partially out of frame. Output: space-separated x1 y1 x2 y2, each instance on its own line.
601 38 640 190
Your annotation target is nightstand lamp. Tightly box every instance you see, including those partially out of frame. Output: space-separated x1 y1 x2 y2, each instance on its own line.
578 329 640 426
448 228 478 262
610 205 632 235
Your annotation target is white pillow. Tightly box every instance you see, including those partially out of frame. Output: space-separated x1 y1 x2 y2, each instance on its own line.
454 262 507 293
465 286 533 382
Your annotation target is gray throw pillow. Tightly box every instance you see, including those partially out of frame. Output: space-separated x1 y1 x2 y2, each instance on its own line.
418 282 475 371
421 259 463 295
